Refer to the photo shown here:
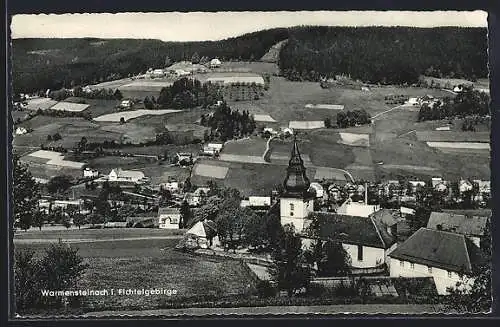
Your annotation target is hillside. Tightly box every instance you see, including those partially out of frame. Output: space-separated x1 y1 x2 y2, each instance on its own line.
279 26 488 85
260 39 288 63
12 26 488 93
12 28 290 93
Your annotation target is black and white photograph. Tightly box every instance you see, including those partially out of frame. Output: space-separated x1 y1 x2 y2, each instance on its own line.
9 10 492 317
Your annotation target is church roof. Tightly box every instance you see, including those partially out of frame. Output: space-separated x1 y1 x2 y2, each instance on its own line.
283 136 313 198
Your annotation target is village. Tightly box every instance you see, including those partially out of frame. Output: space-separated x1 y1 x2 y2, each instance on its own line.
11 20 491 315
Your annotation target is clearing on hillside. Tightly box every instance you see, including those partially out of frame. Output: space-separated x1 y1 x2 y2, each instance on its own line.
305 104 345 110
289 121 325 130
339 133 370 147
25 98 58 111
253 114 277 122
49 102 90 112
193 163 229 179
94 109 182 122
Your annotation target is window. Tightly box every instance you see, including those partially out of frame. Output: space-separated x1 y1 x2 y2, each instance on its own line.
428 266 433 274
410 263 415 269
448 271 452 278
357 245 363 261
400 260 404 267
290 203 294 211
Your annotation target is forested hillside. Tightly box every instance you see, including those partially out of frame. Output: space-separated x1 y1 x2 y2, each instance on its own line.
12 29 289 93
12 26 488 93
278 26 488 85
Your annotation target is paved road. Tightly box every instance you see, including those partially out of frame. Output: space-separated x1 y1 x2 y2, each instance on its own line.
82 304 448 317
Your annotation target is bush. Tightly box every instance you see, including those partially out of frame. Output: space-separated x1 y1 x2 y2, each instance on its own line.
256 281 277 298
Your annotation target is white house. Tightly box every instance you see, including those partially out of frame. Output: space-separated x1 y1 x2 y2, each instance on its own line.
83 167 99 178
207 143 224 152
407 97 419 106
108 168 146 183
120 99 132 109
209 58 222 68
308 183 324 198
473 180 491 196
158 207 181 229
282 127 294 136
435 126 451 131
459 179 473 194
263 127 278 135
388 228 485 295
152 69 165 78
161 181 179 192
15 127 28 135
184 220 219 249
336 198 380 218
426 211 489 248
303 213 397 269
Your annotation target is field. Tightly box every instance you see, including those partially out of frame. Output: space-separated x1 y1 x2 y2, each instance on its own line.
193 163 230 179
253 114 276 122
64 98 121 117
14 229 256 311
87 156 156 171
415 131 490 142
22 150 86 168
305 104 344 110
289 121 325 130
25 98 58 111
49 101 90 112
99 123 157 144
222 138 267 157
141 164 192 185
339 133 370 147
94 109 183 122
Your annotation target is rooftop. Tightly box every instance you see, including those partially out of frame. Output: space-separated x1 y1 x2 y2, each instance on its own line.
388 228 486 274
305 212 396 249
427 212 489 236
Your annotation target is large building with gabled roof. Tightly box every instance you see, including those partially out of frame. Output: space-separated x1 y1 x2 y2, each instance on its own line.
388 227 487 295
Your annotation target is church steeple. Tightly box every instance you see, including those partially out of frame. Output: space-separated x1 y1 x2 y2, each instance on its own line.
283 135 311 198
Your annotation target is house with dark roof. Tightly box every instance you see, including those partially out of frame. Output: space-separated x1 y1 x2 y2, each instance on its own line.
158 207 181 229
388 227 486 295
303 212 397 269
426 212 489 248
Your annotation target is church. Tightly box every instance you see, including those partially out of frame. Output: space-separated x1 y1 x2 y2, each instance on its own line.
279 137 397 269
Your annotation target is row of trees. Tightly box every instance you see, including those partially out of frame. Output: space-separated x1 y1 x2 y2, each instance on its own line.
200 102 257 141
157 78 222 109
335 109 371 128
279 26 487 85
417 88 490 121
13 29 289 93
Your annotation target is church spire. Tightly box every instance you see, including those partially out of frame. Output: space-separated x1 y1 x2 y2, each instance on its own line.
283 135 311 198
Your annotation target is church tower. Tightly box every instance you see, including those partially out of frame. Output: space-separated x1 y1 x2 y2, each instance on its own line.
280 136 315 233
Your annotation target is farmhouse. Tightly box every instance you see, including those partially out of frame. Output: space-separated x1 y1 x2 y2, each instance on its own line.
337 199 380 218
158 207 181 229
473 180 491 196
176 152 193 165
152 69 165 78
240 196 272 209
388 228 486 295
15 127 28 135
426 211 489 248
120 100 132 109
108 168 146 183
305 213 397 269
161 180 180 192
459 179 473 194
209 58 222 68
83 167 99 178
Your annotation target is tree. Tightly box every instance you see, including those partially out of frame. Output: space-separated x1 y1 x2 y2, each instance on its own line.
114 89 123 100
179 200 191 229
324 117 332 128
47 175 72 194
268 225 312 296
191 52 201 64
38 241 89 307
32 210 45 231
14 249 42 310
306 241 351 277
119 117 125 125
13 156 40 231
53 133 62 141
183 177 192 192
164 56 172 67
72 213 86 229
61 214 71 229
